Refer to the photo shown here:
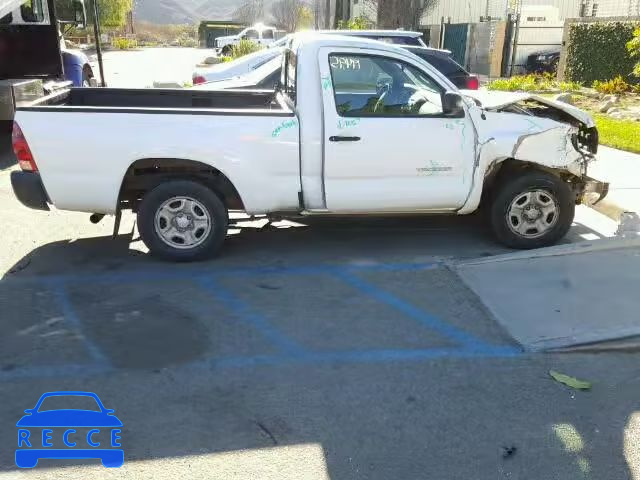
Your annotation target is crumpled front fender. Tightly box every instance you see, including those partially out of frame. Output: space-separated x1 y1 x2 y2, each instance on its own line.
458 107 593 214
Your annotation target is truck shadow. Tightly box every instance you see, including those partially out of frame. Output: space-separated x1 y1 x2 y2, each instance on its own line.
2 213 615 279
4 214 508 278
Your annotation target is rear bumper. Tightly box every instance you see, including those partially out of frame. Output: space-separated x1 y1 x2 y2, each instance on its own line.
10 171 50 211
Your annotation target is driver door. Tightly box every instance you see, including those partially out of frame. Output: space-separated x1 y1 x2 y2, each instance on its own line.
319 47 475 212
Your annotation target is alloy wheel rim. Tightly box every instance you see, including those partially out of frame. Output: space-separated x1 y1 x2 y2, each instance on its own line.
154 196 212 249
507 189 560 238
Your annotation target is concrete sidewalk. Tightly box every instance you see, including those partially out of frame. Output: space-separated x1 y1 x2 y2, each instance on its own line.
590 146 640 222
456 239 640 351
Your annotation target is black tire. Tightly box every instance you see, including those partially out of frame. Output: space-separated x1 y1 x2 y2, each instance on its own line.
137 180 228 261
490 169 574 249
221 45 232 56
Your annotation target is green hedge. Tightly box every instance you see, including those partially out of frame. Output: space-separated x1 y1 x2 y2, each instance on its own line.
565 21 640 84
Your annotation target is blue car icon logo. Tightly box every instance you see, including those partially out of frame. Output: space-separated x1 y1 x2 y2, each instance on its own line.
16 391 123 468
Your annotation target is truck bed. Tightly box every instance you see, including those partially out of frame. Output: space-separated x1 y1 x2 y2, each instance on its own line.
18 87 289 114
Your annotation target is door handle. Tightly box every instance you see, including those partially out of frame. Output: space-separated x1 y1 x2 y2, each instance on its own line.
329 136 361 142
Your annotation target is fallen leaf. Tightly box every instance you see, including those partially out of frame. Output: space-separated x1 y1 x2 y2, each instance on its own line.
549 370 591 390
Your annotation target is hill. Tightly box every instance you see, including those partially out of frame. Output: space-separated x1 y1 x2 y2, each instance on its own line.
133 0 276 25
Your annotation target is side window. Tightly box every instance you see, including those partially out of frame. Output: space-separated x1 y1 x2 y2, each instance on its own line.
245 29 259 40
21 0 45 22
262 29 274 40
328 53 444 117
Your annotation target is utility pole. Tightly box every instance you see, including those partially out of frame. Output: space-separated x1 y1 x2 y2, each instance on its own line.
325 0 331 28
92 0 106 87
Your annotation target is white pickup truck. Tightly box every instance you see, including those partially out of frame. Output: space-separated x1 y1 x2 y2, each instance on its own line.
11 34 607 261
215 24 279 55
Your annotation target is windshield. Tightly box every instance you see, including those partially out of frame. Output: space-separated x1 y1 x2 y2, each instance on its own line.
410 50 468 77
0 0 48 24
241 56 281 83
360 35 425 46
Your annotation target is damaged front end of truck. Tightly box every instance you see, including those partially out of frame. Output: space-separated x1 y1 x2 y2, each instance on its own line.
463 91 609 210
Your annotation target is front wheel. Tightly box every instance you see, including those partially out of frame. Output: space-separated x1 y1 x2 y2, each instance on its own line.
137 180 228 261
490 170 575 249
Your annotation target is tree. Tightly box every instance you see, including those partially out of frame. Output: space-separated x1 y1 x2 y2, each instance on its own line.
55 0 133 28
337 16 373 30
271 0 311 32
232 0 264 25
375 0 438 30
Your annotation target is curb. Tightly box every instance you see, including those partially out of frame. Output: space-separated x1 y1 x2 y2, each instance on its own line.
456 236 640 266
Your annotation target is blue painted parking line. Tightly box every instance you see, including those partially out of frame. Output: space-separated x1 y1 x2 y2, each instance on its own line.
0 261 523 382
332 269 498 351
0 262 440 287
207 346 522 369
0 345 522 382
50 283 111 368
0 362 112 382
198 277 308 357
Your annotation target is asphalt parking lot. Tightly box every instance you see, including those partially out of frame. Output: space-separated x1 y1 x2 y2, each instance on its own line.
4 135 640 479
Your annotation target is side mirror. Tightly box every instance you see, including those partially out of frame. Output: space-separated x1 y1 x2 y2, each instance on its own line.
442 91 465 117
73 0 87 29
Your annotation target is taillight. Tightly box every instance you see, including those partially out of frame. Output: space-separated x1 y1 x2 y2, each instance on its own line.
12 122 37 172
193 75 206 85
466 76 479 90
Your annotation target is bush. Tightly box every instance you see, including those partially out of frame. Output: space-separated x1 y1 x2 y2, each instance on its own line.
592 76 631 94
565 21 640 84
175 33 198 48
230 39 261 59
112 37 138 50
628 27 640 77
135 21 198 47
487 74 581 93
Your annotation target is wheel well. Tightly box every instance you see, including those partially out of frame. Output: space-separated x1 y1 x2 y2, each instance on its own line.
118 158 245 212
481 159 581 206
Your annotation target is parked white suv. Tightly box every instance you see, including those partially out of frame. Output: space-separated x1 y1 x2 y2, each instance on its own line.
215 24 279 55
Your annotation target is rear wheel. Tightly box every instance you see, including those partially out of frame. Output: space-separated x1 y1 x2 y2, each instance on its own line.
490 170 574 249
137 180 228 261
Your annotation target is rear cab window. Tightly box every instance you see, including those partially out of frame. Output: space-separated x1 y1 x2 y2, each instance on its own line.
282 48 297 103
